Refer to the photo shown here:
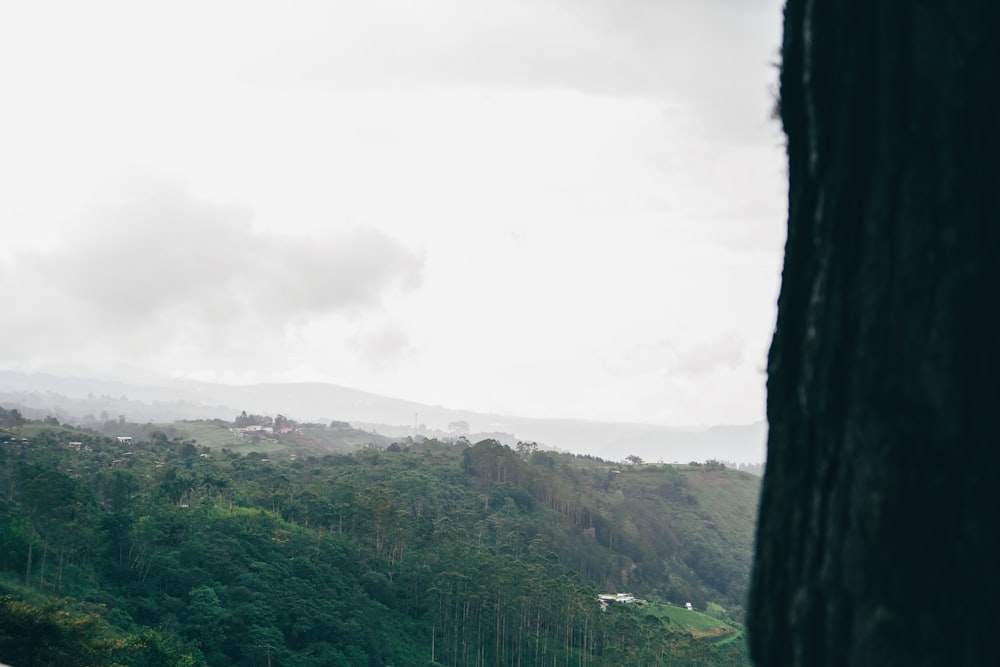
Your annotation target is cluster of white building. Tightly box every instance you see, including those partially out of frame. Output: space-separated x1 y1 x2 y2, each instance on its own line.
597 593 646 610
597 593 698 612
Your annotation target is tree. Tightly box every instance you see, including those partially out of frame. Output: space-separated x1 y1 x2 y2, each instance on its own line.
274 414 292 432
749 3 1000 665
447 420 470 435
515 440 539 459
18 464 98 592
0 407 26 428
181 586 227 658
0 595 115 666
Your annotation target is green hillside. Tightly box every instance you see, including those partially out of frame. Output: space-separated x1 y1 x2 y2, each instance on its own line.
0 413 758 666
55 415 396 456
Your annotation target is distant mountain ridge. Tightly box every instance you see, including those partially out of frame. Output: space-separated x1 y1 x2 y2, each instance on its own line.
0 369 766 462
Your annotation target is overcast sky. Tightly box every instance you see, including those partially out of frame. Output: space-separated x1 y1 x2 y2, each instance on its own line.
0 0 786 427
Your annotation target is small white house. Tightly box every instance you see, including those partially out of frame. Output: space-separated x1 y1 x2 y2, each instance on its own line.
116 436 133 444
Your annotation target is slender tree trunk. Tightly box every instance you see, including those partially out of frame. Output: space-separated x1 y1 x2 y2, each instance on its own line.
750 2 1000 666
25 541 32 587
39 542 47 588
57 548 64 592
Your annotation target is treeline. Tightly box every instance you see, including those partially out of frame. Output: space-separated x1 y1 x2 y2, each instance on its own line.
723 462 765 477
0 417 756 666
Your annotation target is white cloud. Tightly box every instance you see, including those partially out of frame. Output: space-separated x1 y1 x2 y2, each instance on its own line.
0 176 423 372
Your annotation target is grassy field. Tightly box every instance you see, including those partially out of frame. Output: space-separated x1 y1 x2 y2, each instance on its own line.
680 468 761 518
170 421 391 455
641 601 743 643
170 420 246 449
226 441 292 456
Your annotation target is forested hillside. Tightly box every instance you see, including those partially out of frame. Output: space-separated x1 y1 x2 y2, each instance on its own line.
0 413 758 666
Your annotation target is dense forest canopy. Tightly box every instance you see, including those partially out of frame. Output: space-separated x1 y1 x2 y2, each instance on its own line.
1 414 759 666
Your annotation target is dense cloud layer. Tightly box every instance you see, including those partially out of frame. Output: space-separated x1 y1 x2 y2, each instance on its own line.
2 1 780 133
0 0 786 425
0 177 423 368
